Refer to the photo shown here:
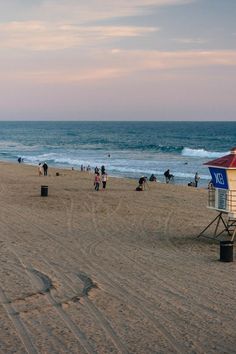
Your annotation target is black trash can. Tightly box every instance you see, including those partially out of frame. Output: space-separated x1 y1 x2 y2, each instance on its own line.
220 240 234 262
41 185 48 197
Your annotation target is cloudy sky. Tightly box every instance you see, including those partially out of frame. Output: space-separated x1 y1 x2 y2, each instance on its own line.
0 0 235 120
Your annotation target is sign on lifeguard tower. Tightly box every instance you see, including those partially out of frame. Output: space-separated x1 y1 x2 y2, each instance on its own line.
208 167 228 190
198 147 236 240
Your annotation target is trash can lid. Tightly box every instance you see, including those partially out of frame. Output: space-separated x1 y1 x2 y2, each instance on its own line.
220 240 234 245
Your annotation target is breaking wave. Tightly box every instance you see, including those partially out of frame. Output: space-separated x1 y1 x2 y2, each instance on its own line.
181 148 229 158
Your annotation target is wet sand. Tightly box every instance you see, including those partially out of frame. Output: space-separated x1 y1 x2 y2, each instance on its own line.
0 161 235 353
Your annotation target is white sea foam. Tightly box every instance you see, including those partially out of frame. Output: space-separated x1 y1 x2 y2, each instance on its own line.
181 147 229 158
25 153 58 163
22 152 211 181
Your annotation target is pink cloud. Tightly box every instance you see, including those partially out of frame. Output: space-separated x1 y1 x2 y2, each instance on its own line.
0 21 158 51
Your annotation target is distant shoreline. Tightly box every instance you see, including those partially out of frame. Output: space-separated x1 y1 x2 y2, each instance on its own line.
0 159 208 189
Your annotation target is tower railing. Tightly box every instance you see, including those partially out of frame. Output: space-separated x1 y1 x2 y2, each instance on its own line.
208 188 236 215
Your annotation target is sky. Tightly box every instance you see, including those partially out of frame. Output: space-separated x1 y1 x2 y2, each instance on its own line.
0 0 235 121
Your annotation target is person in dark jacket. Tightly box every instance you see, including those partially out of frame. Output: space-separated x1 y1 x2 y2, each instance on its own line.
149 174 157 182
101 165 105 175
164 169 174 183
42 162 48 176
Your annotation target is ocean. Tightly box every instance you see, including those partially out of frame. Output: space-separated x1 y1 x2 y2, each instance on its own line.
0 121 235 186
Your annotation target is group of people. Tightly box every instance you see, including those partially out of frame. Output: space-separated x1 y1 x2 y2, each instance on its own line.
136 170 174 191
80 164 91 172
36 160 201 190
38 162 48 176
164 170 201 187
94 165 108 191
136 169 202 191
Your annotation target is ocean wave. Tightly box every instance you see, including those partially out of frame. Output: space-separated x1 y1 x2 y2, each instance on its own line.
181 148 229 158
121 144 184 153
154 145 183 153
23 154 93 167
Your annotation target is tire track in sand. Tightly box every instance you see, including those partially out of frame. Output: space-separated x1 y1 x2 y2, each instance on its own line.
61 197 129 354
82 198 187 354
0 193 219 354
0 286 38 354
2 197 184 353
82 197 224 353
0 215 96 354
41 256 129 354
0 199 127 354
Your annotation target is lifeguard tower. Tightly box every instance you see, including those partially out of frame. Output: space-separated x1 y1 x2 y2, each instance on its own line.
198 147 236 240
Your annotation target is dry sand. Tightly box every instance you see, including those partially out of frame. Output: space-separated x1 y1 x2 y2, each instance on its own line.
0 161 236 354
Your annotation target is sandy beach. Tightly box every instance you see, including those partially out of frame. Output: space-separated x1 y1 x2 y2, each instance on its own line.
0 161 236 354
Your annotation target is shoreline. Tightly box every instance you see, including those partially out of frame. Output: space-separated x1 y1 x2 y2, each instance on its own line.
0 121 232 188
1 158 209 188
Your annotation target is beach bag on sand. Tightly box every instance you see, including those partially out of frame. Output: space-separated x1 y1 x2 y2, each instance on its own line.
136 186 142 191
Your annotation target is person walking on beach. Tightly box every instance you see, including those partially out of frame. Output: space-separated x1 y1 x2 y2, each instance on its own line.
42 162 48 176
101 172 108 190
94 173 100 191
194 172 200 187
164 169 174 183
38 163 43 176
